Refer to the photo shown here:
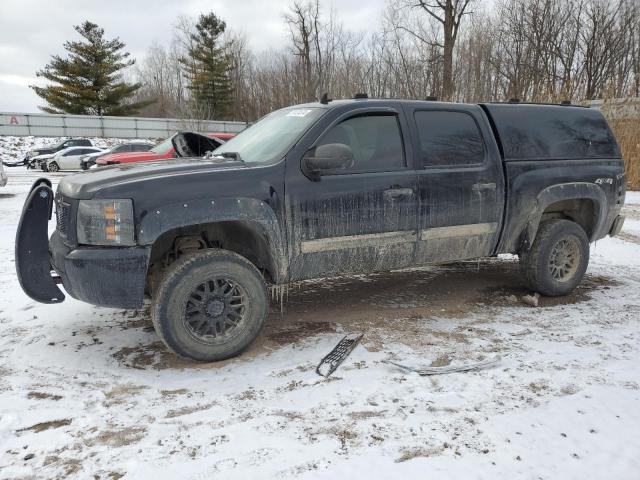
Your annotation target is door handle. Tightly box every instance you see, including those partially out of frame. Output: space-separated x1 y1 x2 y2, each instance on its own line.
472 182 496 192
383 187 414 199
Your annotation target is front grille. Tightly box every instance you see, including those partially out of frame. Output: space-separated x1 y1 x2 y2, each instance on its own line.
55 198 71 236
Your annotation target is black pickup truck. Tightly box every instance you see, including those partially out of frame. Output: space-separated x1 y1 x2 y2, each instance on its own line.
16 97 626 361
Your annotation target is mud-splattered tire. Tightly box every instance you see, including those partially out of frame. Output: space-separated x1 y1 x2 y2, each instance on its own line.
520 219 589 296
152 249 268 362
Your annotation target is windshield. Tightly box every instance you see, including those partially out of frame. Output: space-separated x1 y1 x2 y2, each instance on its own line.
212 107 325 164
54 148 73 157
151 137 174 154
34 140 65 151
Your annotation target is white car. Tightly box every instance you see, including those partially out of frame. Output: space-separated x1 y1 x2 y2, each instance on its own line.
45 146 106 172
0 161 7 187
29 153 55 170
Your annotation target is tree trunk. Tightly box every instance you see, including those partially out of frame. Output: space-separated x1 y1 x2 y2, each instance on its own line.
442 0 455 101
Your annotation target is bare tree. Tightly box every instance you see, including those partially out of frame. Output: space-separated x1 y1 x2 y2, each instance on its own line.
284 0 323 101
132 39 187 118
580 0 630 99
395 0 475 100
132 0 639 122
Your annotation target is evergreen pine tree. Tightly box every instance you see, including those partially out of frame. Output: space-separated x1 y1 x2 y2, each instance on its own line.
31 21 149 116
180 13 233 119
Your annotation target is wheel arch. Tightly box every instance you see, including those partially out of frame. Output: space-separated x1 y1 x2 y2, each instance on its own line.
524 183 607 248
140 197 287 284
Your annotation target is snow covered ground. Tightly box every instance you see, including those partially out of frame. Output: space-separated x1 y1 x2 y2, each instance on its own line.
1 168 640 479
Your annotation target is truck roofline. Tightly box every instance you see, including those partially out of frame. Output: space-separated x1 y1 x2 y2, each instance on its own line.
291 97 592 110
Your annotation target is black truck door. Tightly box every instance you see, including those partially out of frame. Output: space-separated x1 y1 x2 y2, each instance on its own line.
286 106 418 281
408 105 505 263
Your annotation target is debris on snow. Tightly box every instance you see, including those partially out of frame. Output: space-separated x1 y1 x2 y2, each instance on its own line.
521 293 541 307
316 333 363 377
385 355 502 376
509 328 533 337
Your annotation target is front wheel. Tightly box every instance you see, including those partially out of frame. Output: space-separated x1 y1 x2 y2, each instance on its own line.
152 249 269 362
48 162 59 172
520 219 589 296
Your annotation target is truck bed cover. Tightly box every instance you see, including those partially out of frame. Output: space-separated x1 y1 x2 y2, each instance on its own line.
480 103 621 161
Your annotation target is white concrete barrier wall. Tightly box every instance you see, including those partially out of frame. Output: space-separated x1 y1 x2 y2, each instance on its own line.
0 112 247 138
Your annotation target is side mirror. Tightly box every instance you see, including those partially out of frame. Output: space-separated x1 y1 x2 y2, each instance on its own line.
171 133 196 158
304 143 354 178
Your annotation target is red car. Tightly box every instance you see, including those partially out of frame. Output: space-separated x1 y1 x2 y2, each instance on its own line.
95 132 235 166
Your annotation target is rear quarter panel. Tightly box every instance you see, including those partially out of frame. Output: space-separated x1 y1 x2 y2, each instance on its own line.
497 158 625 253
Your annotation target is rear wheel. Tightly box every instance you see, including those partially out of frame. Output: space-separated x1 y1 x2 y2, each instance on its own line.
48 162 59 172
152 249 269 362
520 219 589 296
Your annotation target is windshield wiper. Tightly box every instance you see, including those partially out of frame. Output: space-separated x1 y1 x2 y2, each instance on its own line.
219 151 244 163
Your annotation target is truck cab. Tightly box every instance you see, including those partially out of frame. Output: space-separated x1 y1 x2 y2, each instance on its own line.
15 97 625 362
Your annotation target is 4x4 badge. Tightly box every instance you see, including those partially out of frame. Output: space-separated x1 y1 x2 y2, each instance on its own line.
595 178 613 185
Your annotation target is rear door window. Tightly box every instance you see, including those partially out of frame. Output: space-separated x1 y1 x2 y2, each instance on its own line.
316 114 406 173
414 111 485 167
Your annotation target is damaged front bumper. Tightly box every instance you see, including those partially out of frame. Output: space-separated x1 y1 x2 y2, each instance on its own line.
15 179 65 303
15 180 150 308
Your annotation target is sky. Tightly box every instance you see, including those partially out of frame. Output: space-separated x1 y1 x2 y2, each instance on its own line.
0 0 387 113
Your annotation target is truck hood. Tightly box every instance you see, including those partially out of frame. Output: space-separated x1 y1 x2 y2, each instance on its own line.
58 158 246 199
97 151 167 164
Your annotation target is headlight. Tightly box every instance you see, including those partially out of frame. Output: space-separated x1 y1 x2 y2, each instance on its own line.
77 199 135 246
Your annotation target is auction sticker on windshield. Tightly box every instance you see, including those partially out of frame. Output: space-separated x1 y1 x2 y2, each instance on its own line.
286 109 313 117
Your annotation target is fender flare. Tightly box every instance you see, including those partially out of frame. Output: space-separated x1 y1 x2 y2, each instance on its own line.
137 197 287 282
524 182 607 246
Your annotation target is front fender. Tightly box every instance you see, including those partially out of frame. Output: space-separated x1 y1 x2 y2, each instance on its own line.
137 197 287 282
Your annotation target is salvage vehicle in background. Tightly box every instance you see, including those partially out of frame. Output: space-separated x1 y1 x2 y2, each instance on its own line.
43 146 106 172
3 138 93 168
15 97 625 362
27 153 55 170
95 132 232 166
23 138 92 167
80 141 155 170
0 161 6 187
